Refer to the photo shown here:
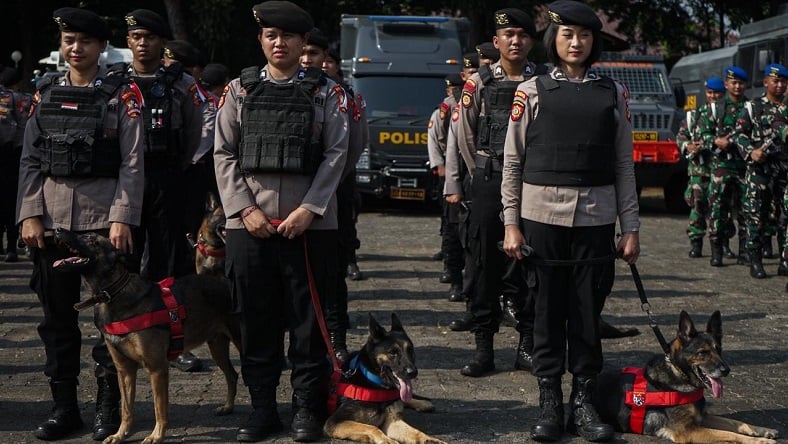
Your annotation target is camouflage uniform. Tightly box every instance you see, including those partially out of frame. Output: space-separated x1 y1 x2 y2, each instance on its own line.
698 96 748 247
677 107 711 242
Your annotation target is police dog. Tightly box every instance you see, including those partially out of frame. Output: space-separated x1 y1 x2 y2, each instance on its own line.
190 192 226 278
324 313 447 444
596 311 779 443
53 228 241 444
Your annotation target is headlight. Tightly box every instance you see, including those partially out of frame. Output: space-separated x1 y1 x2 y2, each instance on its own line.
355 148 370 170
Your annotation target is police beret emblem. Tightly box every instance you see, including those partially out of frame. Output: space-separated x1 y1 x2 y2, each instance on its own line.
547 10 563 25
54 16 65 27
463 57 472 68
253 9 262 25
125 15 137 26
495 13 509 26
164 48 174 59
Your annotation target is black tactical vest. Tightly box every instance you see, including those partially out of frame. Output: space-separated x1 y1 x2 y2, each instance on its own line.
476 65 520 158
128 64 183 161
238 66 325 175
34 74 127 178
522 75 617 186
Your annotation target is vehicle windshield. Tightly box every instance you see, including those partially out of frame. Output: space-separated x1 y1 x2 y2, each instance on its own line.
593 66 671 94
353 76 449 118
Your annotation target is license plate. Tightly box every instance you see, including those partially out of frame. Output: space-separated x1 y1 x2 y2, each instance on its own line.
633 131 658 142
390 187 425 201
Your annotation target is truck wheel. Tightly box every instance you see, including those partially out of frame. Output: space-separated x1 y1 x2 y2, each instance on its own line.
663 173 689 214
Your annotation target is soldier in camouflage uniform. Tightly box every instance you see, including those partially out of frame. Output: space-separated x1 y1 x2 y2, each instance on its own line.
678 77 725 258
698 66 750 267
736 63 788 278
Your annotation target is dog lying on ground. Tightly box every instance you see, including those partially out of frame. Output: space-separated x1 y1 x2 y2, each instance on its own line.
189 192 226 278
53 228 241 444
596 310 779 443
325 313 447 444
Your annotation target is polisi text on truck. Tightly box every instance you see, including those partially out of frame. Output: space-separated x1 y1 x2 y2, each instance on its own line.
378 131 428 145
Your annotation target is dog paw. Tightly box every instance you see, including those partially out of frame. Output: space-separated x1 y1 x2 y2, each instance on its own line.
405 398 435 412
214 404 233 416
141 434 164 444
103 434 125 444
762 428 779 439
424 437 448 444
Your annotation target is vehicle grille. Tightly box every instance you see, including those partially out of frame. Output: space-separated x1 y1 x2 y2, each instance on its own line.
632 112 673 131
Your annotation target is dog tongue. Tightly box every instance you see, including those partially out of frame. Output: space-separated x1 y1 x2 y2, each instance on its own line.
396 376 413 402
709 377 723 398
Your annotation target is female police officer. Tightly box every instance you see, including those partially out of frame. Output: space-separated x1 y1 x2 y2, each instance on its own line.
17 7 144 441
501 1 640 442
213 1 348 441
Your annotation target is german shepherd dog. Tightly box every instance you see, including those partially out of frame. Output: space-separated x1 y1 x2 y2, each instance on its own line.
53 228 241 444
596 311 779 443
325 313 447 444
190 192 226 278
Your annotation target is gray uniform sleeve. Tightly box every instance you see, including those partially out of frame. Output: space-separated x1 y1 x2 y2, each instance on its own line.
444 105 464 195
427 108 443 168
177 74 209 170
501 81 535 226
342 91 366 179
16 111 44 223
612 80 640 233
456 73 483 171
214 79 254 218
192 94 217 163
109 84 145 225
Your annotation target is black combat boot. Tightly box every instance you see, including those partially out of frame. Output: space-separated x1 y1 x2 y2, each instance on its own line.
514 330 534 373
722 239 736 258
567 375 614 442
762 235 776 258
749 250 767 279
449 311 472 331
710 240 723 267
439 265 452 284
237 386 282 442
34 380 84 440
530 376 564 442
329 330 350 365
688 238 703 258
291 393 325 442
92 375 121 441
737 237 751 265
461 330 495 377
447 283 464 302
778 260 788 276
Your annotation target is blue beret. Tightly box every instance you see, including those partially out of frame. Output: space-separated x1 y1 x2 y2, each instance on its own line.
463 53 479 69
476 42 500 62
125 9 172 39
704 77 725 92
764 63 788 79
252 1 313 34
494 9 536 37
164 40 202 67
307 28 329 49
445 73 464 87
53 7 111 40
547 0 603 32
724 66 748 82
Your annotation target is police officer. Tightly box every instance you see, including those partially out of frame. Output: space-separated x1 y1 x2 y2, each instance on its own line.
677 77 724 258
200 63 230 97
214 2 348 441
300 26 367 364
428 73 466 301
736 63 788 278
120 10 210 373
698 66 750 267
452 8 542 378
501 2 639 441
0 66 31 262
17 8 145 440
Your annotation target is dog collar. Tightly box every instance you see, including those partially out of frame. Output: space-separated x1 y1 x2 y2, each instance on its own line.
73 269 132 311
349 354 388 388
196 242 226 258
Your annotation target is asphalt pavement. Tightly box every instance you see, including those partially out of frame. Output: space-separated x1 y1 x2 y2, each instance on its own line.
0 190 786 443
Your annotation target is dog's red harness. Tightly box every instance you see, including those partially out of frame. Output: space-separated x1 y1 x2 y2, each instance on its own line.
103 277 186 361
622 367 704 434
327 372 401 415
196 242 225 258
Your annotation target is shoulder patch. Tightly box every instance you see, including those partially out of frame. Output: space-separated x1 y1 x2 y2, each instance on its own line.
451 103 460 122
333 85 347 113
461 89 474 108
463 79 477 94
428 119 434 129
29 91 41 117
440 102 450 120
510 100 524 122
217 84 231 110
515 90 528 100
121 88 141 119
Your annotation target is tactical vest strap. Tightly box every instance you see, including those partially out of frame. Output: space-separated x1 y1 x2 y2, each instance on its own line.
478 64 493 85
240 66 261 92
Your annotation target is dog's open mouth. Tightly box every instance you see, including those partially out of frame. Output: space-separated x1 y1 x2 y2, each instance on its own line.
698 368 724 398
384 368 413 402
53 256 90 268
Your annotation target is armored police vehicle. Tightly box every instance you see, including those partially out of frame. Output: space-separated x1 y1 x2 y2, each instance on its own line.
670 11 788 110
340 15 469 203
593 52 688 212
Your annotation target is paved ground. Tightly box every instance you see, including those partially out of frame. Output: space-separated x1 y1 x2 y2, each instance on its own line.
0 190 786 443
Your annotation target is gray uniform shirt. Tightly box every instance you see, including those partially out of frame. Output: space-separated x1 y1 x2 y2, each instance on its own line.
16 67 145 229
214 66 349 230
427 94 457 168
501 67 640 232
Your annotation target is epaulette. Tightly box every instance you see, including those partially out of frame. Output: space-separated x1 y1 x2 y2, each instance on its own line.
96 72 131 101
299 66 327 92
35 75 61 92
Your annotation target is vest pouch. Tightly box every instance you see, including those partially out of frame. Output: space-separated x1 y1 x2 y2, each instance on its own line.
46 134 74 176
477 115 491 146
240 133 282 172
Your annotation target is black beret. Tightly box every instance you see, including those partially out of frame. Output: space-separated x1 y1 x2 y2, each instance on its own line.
462 53 479 69
252 1 313 34
164 40 202 67
494 8 536 37
326 48 341 64
125 9 172 39
53 7 111 40
307 28 329 49
476 42 500 61
0 66 21 86
200 63 230 87
445 73 464 87
547 0 603 32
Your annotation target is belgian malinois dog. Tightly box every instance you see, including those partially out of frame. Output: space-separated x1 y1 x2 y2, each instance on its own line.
595 311 779 443
190 192 226 278
324 313 447 444
53 228 241 444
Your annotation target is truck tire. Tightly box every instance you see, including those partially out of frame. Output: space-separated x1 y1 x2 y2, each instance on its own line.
663 173 689 214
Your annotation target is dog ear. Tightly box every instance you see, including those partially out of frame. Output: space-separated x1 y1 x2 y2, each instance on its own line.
390 313 404 332
707 310 722 350
368 313 386 340
205 192 220 212
677 310 697 343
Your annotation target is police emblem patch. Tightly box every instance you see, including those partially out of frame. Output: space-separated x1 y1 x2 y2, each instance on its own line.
461 91 473 108
439 102 450 120
451 104 460 122
333 85 347 113
428 119 434 129
510 101 524 122
217 84 230 110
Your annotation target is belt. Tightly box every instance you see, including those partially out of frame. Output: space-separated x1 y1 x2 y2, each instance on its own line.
474 153 503 173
